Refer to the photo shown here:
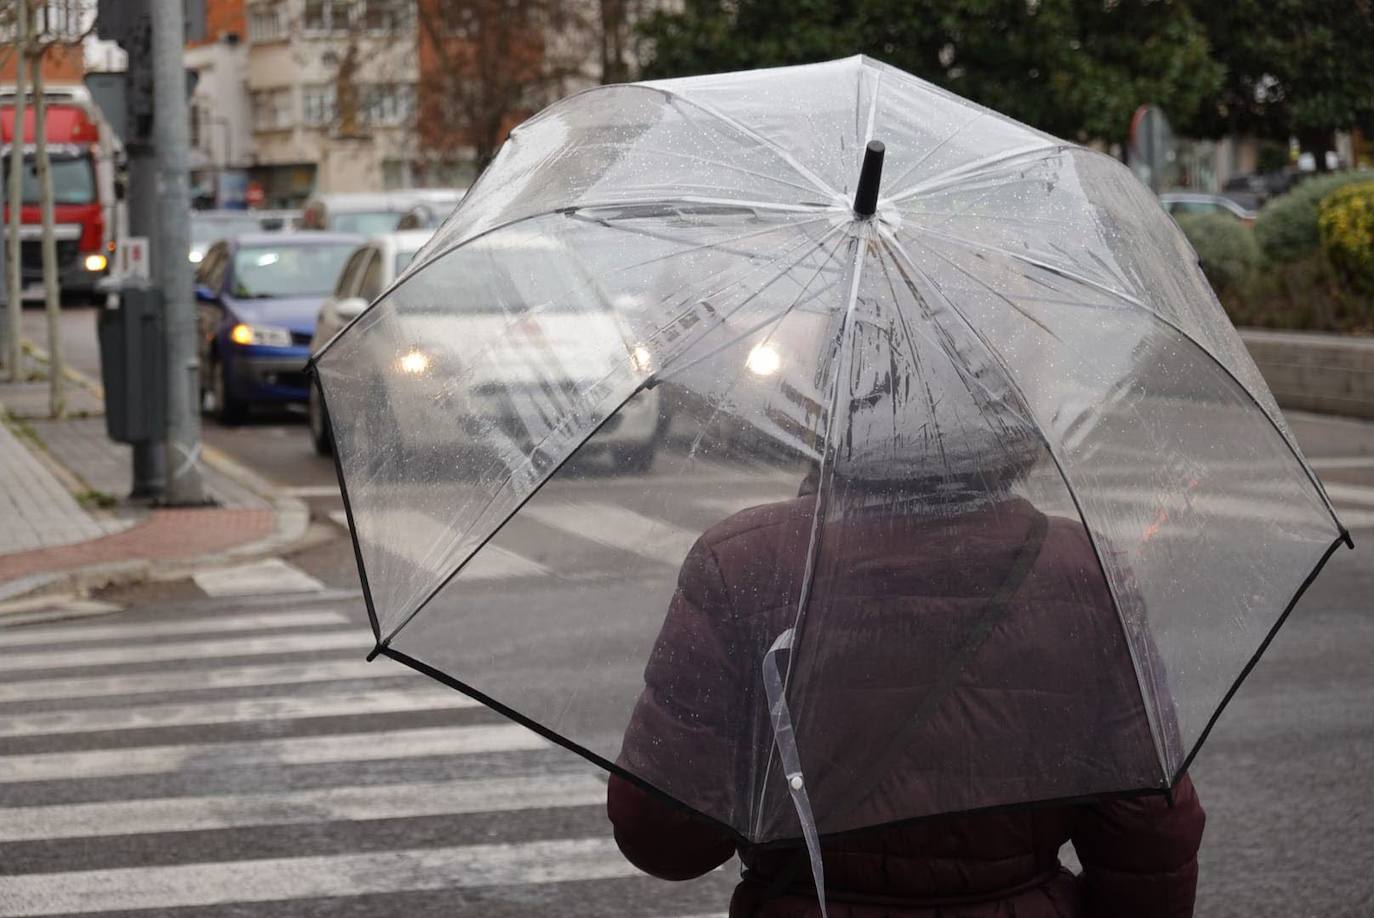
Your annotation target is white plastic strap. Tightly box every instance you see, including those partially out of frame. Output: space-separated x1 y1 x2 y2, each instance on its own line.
762 627 829 918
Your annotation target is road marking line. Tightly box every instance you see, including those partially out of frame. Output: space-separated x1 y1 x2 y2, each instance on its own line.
522 501 701 566
1309 455 1374 471
0 723 548 783
1323 482 1374 507
0 610 348 648
2 629 366 673
0 689 478 738
193 559 326 597
459 544 552 580
0 837 635 916
282 485 342 498
0 773 606 841
0 659 395 705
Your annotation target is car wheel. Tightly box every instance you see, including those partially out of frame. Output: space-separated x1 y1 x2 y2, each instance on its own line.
308 387 333 456
211 357 246 426
611 441 656 474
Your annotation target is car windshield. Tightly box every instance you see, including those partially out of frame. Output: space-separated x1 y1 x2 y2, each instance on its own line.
330 211 403 235
232 244 358 299
3 154 95 204
192 215 265 244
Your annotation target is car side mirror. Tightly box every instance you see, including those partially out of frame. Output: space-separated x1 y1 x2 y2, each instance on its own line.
335 296 369 320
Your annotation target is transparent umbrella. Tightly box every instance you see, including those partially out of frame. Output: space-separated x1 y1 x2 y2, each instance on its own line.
311 55 1350 898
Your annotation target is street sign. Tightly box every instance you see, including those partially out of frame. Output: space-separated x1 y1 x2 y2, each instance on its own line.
116 237 151 284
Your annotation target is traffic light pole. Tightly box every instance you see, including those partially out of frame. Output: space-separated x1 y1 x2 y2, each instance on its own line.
152 0 206 505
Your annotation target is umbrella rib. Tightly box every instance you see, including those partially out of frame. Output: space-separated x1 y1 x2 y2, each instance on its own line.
877 228 1173 785
647 222 850 387
911 225 1347 535
669 229 854 468
374 225 850 648
652 88 841 199
620 144 824 197
753 228 869 837
887 143 1062 204
882 110 988 195
586 213 834 271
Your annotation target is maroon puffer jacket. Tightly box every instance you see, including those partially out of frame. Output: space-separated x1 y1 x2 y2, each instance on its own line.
609 495 1205 917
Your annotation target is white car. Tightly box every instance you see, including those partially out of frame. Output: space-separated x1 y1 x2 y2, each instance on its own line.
308 229 437 454
299 190 466 236
325 231 665 474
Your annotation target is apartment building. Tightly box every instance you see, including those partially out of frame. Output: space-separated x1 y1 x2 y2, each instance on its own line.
245 0 420 206
187 0 253 207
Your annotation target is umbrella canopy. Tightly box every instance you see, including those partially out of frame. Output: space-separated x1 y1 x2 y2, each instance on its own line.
311 56 1349 854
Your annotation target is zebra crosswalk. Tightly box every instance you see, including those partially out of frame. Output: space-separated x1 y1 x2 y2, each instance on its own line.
0 595 736 917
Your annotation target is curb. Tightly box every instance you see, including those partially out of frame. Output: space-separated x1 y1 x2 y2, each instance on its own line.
0 346 322 614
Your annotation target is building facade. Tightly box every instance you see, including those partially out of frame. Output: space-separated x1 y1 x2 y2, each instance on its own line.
244 0 420 206
187 0 253 207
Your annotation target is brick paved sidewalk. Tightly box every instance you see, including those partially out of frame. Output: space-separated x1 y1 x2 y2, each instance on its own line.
0 373 280 595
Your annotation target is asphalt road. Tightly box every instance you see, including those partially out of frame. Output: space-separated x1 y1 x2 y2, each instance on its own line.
7 302 1374 916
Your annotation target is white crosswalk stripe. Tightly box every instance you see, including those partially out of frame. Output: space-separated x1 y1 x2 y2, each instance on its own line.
0 592 736 916
0 723 548 783
0 688 478 738
0 773 608 841
0 609 347 647
193 558 327 596
4 628 366 672
0 657 397 704
0 837 640 917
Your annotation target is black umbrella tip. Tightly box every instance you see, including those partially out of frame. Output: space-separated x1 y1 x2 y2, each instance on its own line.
853 140 886 218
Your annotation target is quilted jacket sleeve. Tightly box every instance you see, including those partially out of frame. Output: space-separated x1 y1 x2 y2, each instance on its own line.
1072 773 1205 918
608 538 742 881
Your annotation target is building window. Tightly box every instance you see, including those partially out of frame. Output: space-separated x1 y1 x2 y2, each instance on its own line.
302 84 337 128
360 83 415 127
303 0 354 33
247 2 287 42
360 0 414 32
251 88 294 132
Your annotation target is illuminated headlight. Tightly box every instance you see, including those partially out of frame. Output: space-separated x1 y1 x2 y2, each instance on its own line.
188 250 204 264
229 323 293 347
746 343 781 376
398 348 431 375
83 253 108 272
629 345 653 374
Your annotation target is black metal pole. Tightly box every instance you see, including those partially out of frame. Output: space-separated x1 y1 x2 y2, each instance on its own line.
853 140 885 218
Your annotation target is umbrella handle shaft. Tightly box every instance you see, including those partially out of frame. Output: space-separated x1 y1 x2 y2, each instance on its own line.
853 140 886 217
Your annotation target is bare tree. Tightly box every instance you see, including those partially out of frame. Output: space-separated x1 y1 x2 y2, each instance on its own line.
3 0 28 383
416 0 595 175
25 0 96 417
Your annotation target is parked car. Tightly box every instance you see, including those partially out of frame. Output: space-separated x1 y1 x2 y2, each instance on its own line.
298 190 465 236
190 209 299 264
307 228 436 454
1159 192 1256 224
195 232 361 424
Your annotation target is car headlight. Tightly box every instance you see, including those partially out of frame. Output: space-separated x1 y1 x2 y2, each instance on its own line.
229 323 293 347
397 348 431 375
83 253 108 272
188 250 204 264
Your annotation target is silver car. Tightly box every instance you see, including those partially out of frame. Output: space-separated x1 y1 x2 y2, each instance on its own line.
308 229 437 454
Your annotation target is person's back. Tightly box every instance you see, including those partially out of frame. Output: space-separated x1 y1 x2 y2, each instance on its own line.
609 492 1205 917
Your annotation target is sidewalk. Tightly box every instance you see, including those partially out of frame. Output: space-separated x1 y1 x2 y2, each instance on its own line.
0 361 303 606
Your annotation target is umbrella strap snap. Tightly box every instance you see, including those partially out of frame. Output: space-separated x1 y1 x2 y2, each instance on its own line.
762 627 829 918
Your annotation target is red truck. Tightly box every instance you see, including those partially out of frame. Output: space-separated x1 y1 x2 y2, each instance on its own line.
1 83 123 304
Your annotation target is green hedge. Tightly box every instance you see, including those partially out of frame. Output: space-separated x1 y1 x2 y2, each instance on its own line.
1174 212 1259 296
1318 181 1374 293
1254 171 1372 263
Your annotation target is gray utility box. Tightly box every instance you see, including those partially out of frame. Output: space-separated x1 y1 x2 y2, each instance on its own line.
99 286 166 444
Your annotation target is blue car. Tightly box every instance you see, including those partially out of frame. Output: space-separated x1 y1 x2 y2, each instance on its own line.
196 232 361 423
